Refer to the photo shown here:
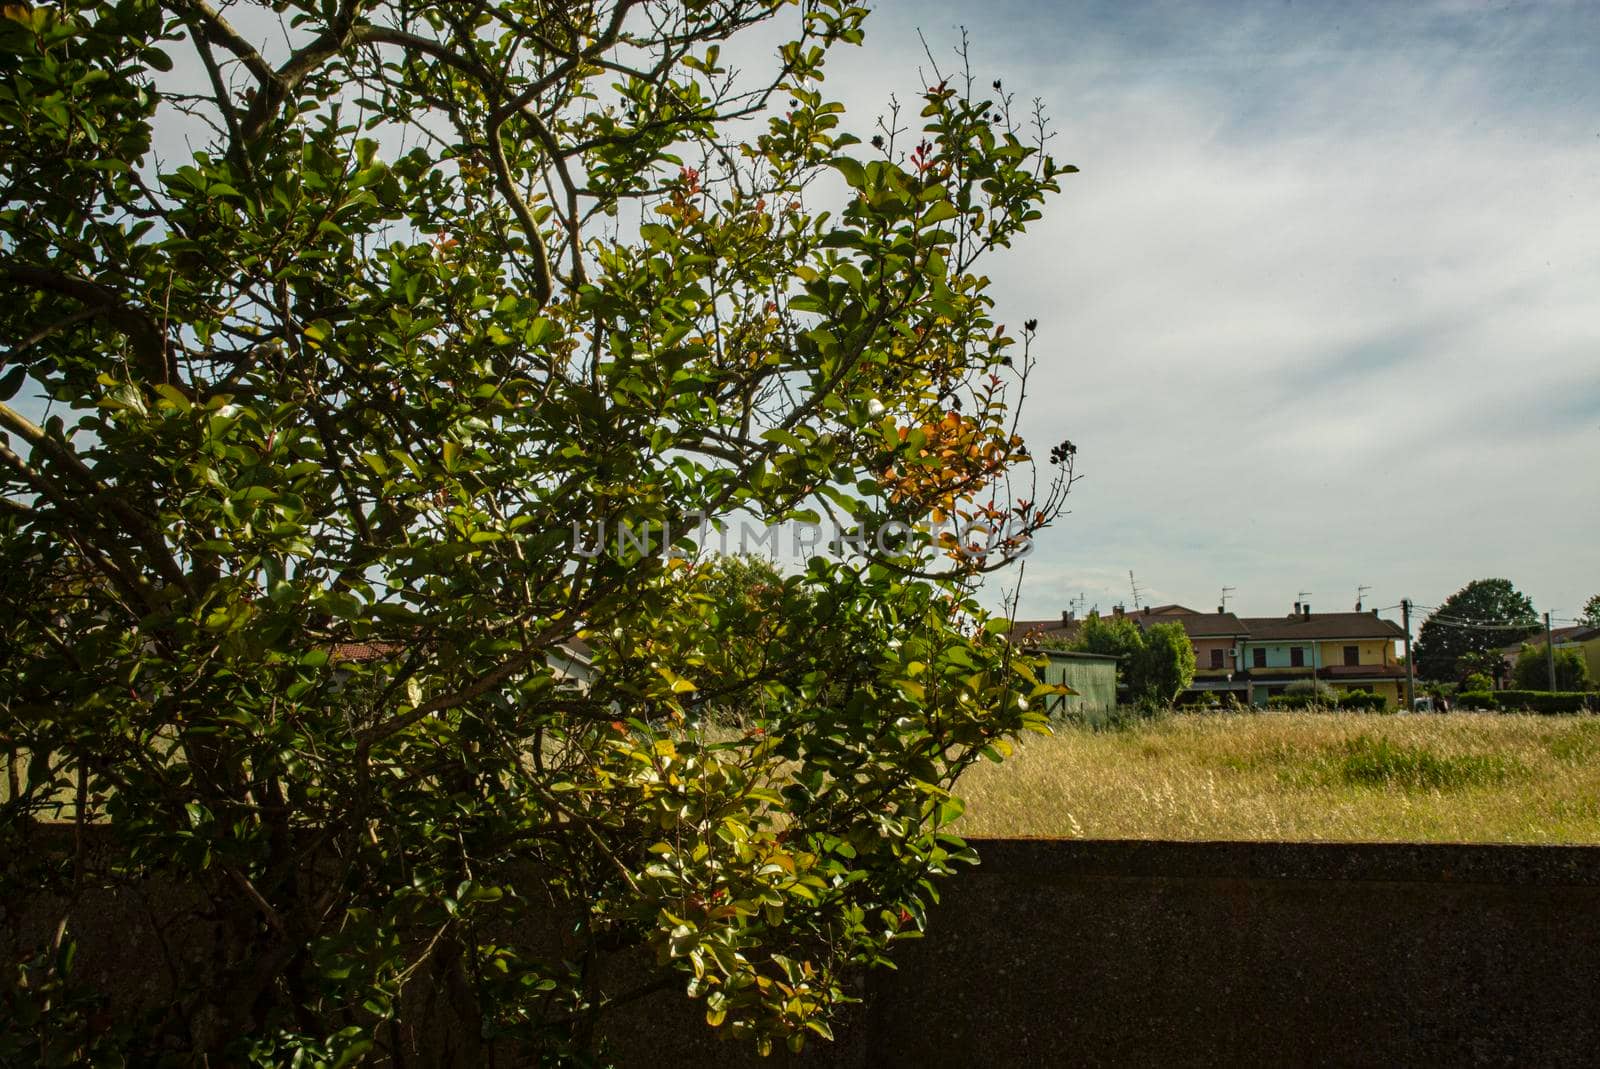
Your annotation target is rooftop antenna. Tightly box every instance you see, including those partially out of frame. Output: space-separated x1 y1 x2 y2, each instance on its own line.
1355 584 1371 611
1297 590 1312 615
1220 586 1236 612
1070 592 1087 616
1128 570 1145 610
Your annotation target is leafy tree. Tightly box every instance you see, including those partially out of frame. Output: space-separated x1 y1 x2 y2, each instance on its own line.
1512 643 1592 692
1135 621 1196 706
1065 613 1143 662
1581 593 1600 628
1413 579 1538 682
1056 615 1192 708
1455 648 1508 688
0 1 1075 1062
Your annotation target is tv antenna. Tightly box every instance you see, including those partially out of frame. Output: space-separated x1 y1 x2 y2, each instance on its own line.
1297 590 1312 612
1220 586 1236 612
1070 592 1087 616
1128 570 1145 610
1355 585 1371 611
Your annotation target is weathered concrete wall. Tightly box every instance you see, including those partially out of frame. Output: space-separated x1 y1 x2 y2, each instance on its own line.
8 837 1600 1066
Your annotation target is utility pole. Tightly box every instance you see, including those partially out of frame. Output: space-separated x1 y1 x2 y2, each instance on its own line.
1402 599 1416 711
1546 611 1557 691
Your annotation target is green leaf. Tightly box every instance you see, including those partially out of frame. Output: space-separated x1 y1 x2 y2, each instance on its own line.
0 364 25 402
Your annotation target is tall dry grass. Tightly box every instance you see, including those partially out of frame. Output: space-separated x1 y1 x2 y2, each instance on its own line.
952 711 1600 843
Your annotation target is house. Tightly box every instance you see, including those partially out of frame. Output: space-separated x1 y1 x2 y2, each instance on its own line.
1009 599 1409 709
1237 603 1408 707
1125 605 1251 704
1500 625 1600 688
329 637 596 692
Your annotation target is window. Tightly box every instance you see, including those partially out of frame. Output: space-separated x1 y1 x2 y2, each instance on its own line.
1252 648 1266 669
1290 647 1305 667
1210 649 1224 669
1344 645 1359 666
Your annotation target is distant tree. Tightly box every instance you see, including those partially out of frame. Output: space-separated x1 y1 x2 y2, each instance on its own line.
1056 615 1193 708
1413 579 1539 682
1066 613 1143 661
1455 649 1507 688
1581 593 1600 628
1460 672 1494 694
1136 622 1197 706
1512 643 1592 692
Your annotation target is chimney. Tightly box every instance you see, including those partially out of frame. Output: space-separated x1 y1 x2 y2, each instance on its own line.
1217 606 1225 615
1302 603 1311 619
1370 608 1378 616
1143 605 1151 616
1293 601 1301 615
1112 604 1125 619
1062 610 1075 626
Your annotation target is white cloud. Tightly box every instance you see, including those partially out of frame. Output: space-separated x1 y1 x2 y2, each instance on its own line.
812 0 1600 619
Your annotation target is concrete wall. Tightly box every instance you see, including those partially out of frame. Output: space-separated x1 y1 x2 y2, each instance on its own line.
9 838 1600 1067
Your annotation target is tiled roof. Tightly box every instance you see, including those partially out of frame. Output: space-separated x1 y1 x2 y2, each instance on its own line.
330 640 402 663
1005 619 1082 645
1239 612 1406 641
1129 610 1246 639
1007 608 1406 646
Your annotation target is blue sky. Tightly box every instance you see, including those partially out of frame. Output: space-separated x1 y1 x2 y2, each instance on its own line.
814 0 1600 622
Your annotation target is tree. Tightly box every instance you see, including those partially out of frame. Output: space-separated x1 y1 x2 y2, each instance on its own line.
1581 593 1600 628
1065 613 1143 662
0 1 1075 1062
1057 615 1193 708
1413 579 1539 682
1135 621 1196 707
1512 643 1592 692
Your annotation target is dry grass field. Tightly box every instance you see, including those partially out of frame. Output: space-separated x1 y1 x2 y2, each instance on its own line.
953 711 1600 844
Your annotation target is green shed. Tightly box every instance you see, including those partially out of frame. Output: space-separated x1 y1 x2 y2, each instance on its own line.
1038 649 1119 725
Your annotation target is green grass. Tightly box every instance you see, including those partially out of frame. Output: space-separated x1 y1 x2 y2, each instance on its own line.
953 711 1600 844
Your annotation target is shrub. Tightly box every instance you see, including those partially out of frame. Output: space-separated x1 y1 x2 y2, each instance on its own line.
0 2 1072 1061
1461 672 1494 694
1457 690 1499 711
1492 691 1597 715
1335 690 1389 712
1513 644 1592 692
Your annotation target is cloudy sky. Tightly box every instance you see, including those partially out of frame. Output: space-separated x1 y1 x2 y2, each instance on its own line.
21 1 1594 628
811 0 1600 624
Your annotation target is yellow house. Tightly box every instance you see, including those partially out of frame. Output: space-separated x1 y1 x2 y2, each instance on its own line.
1239 605 1408 708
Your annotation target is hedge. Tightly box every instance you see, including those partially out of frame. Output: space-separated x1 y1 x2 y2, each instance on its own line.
1336 690 1389 712
1457 690 1598 715
1266 690 1391 712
